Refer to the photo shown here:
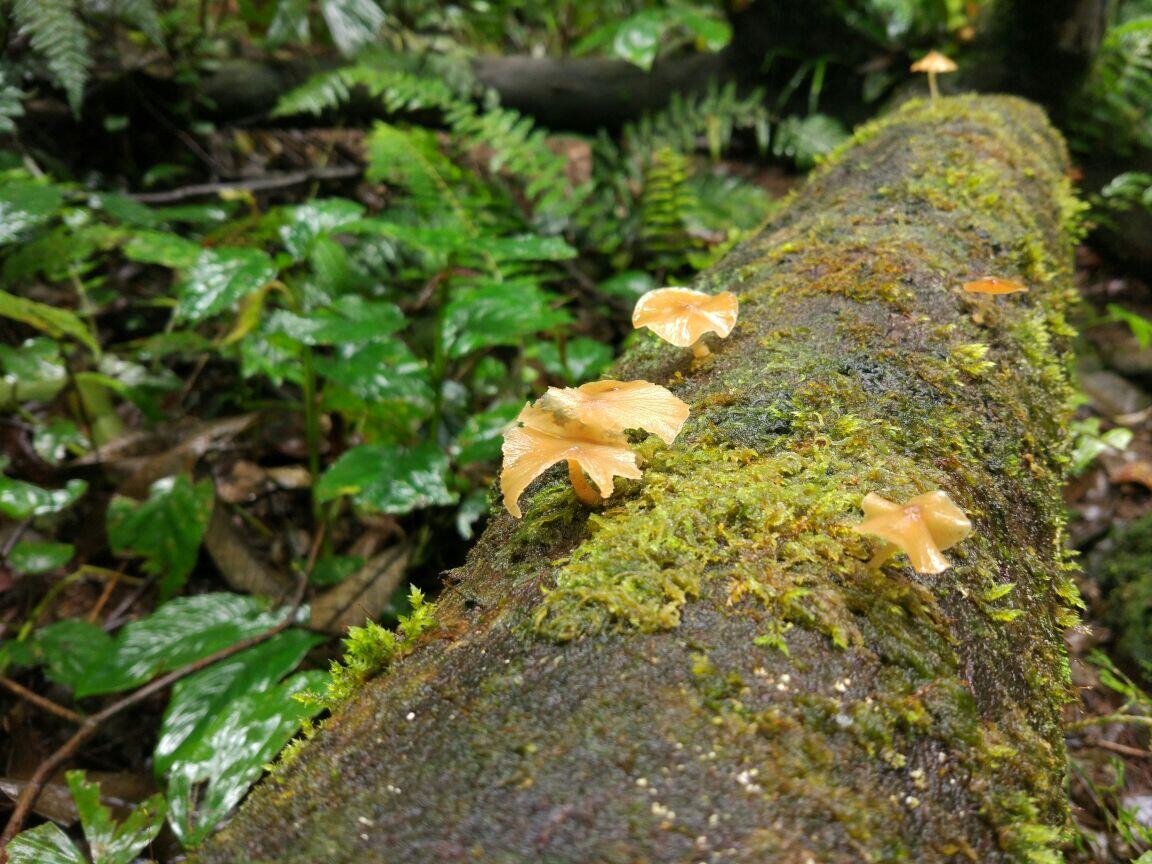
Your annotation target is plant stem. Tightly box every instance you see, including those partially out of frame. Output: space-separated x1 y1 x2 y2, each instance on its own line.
928 71 939 99
567 461 603 508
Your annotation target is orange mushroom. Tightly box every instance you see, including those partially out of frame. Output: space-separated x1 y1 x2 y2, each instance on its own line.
632 287 739 358
910 50 957 99
499 380 690 518
853 490 972 574
538 379 690 445
962 277 1028 295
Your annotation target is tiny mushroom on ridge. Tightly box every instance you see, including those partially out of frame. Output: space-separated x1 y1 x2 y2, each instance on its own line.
910 50 958 99
962 277 1028 324
500 379 690 518
853 490 972 574
632 287 739 358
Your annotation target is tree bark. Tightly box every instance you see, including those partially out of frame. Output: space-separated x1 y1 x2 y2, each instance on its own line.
197 96 1082 864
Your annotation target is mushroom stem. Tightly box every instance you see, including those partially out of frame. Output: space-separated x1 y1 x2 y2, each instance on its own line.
866 542 899 572
928 71 939 99
567 460 604 507
691 341 711 359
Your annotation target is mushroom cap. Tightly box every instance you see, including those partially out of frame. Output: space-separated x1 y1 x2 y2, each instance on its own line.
853 490 972 574
910 50 958 74
538 379 690 445
962 277 1028 295
500 402 642 518
632 288 739 348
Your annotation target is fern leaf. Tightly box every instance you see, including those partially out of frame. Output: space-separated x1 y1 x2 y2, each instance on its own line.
0 68 25 134
14 0 90 116
320 0 386 57
107 0 164 47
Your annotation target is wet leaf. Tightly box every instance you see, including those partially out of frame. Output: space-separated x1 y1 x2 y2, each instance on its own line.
6 822 86 864
67 771 166 864
0 179 63 244
454 402 520 464
29 593 297 697
279 198 365 259
122 230 203 268
154 630 321 775
442 280 570 358
176 247 278 322
166 669 328 847
7 540 74 574
316 442 456 514
0 474 87 519
267 296 405 345
106 476 215 599
321 0 386 56
0 289 98 351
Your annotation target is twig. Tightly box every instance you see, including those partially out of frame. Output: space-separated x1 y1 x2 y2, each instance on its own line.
127 166 363 204
1081 737 1152 758
0 573 309 854
0 677 85 724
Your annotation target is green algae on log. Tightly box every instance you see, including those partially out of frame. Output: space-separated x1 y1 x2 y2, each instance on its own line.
199 96 1083 864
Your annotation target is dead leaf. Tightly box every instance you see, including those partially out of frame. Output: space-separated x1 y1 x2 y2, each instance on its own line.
311 543 411 634
1113 461 1152 490
202 499 290 596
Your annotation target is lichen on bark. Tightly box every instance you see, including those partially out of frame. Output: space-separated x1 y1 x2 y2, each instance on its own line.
198 96 1082 864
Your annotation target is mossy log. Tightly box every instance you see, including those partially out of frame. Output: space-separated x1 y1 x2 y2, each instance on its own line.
200 96 1084 864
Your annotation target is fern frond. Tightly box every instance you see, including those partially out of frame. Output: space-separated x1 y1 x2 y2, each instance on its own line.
14 0 90 115
637 147 705 272
1072 16 1152 154
105 0 164 46
366 122 471 224
0 68 25 134
623 82 772 161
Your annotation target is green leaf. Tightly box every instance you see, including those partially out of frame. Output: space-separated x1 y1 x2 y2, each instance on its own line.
0 178 63 243
106 0 165 47
6 823 86 864
526 337 614 385
122 231 203 267
315 338 433 420
67 771 166 864
266 296 405 345
596 270 655 301
106 476 215 599
268 0 311 45
0 337 68 409
308 554 363 587
0 289 97 351
154 630 322 776
442 280 570 359
453 403 520 464
13 0 89 115
279 198 365 260
772 114 849 169
1108 303 1152 348
316 443 457 514
0 68 26 135
320 0 386 56
177 247 279 322
166 669 328 847
8 540 74 574
0 474 86 519
27 619 114 688
473 234 578 262
66 593 295 697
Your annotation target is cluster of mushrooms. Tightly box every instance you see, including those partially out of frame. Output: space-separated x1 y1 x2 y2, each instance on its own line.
498 250 1027 574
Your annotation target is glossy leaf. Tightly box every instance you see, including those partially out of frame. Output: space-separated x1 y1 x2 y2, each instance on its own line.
527 337 614 384
315 338 433 420
596 269 655 301
454 402 520 464
279 198 365 259
442 281 570 358
0 336 68 408
0 179 63 244
28 619 114 688
122 230 203 268
0 289 98 351
267 296 405 345
316 443 456 514
166 669 328 847
0 474 87 519
8 540 74 574
473 234 578 262
6 823 86 864
154 630 322 776
176 247 278 322
106 476 215 599
50 593 295 698
68 770 166 864
321 0 386 56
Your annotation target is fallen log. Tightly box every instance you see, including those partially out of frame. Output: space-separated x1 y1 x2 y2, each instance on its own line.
199 95 1084 864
